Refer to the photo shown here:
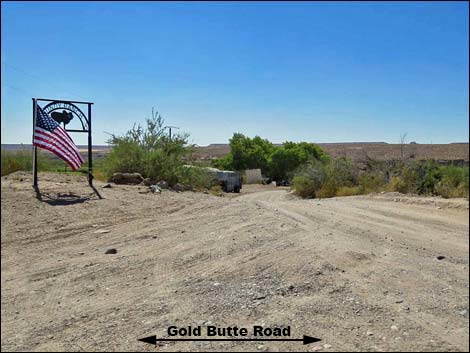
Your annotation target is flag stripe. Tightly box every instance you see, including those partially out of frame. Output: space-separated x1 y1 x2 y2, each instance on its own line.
34 130 82 168
33 135 80 170
33 133 81 169
50 126 83 162
33 140 79 171
33 105 84 171
56 126 85 163
35 127 84 164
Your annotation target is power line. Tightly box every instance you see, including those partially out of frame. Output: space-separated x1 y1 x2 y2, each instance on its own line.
1 61 89 101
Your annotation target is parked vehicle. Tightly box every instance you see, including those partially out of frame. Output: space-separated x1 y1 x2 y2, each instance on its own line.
183 166 242 193
205 167 242 193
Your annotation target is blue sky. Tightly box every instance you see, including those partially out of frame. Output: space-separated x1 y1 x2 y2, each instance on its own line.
1 1 468 146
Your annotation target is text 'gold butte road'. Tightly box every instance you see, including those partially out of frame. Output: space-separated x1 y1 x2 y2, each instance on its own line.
168 325 291 337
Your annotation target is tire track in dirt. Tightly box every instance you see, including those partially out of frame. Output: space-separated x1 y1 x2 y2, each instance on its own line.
2 175 468 352
237 189 469 351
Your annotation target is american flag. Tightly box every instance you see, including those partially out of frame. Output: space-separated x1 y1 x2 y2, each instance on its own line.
33 105 85 171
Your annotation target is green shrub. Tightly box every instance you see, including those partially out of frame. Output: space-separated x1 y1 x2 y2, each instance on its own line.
328 158 358 187
103 112 197 187
292 175 320 198
1 148 67 176
1 149 33 176
336 186 361 196
291 156 469 200
178 165 215 190
435 165 469 198
316 181 338 198
291 160 327 198
211 134 329 181
386 176 401 192
212 154 233 171
394 163 419 194
227 133 274 173
385 161 468 198
270 142 329 181
358 172 386 194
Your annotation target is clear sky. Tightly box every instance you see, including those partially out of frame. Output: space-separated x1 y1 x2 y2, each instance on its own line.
1 1 468 146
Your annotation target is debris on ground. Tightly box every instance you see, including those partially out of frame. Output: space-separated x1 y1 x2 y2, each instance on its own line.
150 185 162 193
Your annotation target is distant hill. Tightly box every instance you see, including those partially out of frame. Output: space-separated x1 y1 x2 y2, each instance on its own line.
193 142 470 163
3 142 469 163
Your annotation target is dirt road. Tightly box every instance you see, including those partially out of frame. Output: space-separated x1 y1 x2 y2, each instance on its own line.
1 172 469 352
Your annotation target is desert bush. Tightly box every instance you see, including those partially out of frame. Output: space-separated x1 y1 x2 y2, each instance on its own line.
178 165 215 190
103 112 197 187
316 182 338 198
270 142 329 181
385 161 469 198
357 172 387 194
386 176 402 192
435 165 469 198
390 163 420 194
336 186 361 196
291 160 327 198
292 157 362 198
1 148 67 176
292 175 320 198
2 149 34 176
328 158 359 187
292 156 469 199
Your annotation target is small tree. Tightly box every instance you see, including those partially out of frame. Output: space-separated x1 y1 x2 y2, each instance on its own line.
104 109 192 186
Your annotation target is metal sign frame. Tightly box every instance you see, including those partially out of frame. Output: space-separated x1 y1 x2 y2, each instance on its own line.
32 98 94 187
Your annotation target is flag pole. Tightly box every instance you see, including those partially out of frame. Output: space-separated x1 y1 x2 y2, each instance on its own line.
32 98 38 188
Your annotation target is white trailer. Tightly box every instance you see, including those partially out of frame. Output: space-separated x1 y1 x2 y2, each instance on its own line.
203 167 242 193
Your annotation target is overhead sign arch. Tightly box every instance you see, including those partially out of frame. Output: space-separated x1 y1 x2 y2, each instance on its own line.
32 98 94 187
42 101 89 131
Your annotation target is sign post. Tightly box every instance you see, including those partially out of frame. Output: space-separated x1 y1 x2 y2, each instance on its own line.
32 98 38 188
87 103 93 186
32 98 94 187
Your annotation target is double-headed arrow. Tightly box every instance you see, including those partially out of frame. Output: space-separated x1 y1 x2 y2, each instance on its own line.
138 335 321 346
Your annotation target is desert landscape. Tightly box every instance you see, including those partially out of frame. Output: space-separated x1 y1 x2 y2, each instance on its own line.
3 142 469 165
192 143 470 165
1 172 468 352
2 2 468 352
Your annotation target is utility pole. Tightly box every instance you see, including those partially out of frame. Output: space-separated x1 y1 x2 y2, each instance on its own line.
165 125 179 141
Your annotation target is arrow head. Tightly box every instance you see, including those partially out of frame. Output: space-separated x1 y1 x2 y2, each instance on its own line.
303 335 321 345
138 335 157 346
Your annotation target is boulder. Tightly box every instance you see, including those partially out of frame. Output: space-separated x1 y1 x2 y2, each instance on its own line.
109 173 143 185
172 183 184 192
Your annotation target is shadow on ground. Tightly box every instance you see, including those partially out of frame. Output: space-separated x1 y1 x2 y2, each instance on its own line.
33 185 102 205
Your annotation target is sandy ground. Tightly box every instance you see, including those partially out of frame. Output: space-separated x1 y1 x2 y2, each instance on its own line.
1 172 469 352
